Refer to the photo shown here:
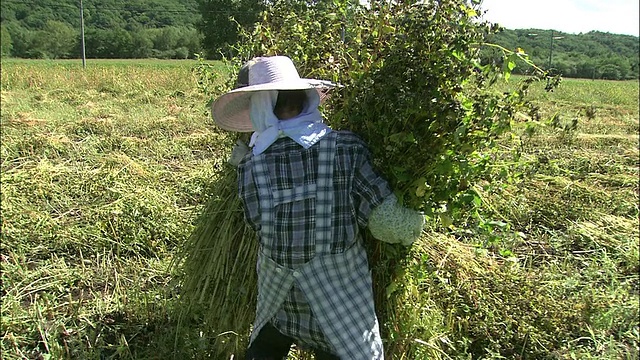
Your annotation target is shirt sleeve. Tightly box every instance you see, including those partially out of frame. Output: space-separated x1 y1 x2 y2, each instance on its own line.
237 160 261 232
351 140 392 228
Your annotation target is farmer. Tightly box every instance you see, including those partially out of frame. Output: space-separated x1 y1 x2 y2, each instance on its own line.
211 56 424 360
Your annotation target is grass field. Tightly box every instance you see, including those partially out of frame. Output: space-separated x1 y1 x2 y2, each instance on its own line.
1 59 638 359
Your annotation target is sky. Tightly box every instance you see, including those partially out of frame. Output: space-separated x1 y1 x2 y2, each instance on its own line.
479 0 639 36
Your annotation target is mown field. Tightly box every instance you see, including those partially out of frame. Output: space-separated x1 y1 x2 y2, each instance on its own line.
1 59 638 359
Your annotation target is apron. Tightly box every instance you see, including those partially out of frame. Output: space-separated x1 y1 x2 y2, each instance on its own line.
248 132 384 359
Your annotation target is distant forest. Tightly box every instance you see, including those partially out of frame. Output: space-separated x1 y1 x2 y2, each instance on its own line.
1 0 638 80
483 28 639 80
0 0 201 59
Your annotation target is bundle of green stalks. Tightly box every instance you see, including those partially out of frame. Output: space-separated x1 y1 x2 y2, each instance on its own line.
175 2 548 357
366 231 492 358
175 162 492 358
174 164 259 356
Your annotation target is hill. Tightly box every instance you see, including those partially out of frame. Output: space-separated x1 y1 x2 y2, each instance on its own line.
0 0 201 59
1 1 638 80
484 28 639 80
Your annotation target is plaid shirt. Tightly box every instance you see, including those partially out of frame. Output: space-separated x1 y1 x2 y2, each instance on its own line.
238 131 391 359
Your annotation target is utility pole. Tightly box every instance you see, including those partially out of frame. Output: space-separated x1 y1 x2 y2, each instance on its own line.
80 0 86 69
528 31 563 71
547 30 564 71
547 30 554 70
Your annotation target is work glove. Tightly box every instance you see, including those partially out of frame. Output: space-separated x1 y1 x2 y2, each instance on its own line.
228 140 250 166
368 195 425 246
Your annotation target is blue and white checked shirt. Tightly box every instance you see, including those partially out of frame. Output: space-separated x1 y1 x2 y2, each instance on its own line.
238 131 391 359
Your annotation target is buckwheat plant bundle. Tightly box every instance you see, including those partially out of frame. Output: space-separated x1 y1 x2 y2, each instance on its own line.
181 0 558 357
174 150 259 355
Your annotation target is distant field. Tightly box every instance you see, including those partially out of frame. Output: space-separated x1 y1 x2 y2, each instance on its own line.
537 78 638 111
1 59 638 359
0 58 203 67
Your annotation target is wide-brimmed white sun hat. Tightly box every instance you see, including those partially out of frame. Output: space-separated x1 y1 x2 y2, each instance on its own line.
211 56 336 132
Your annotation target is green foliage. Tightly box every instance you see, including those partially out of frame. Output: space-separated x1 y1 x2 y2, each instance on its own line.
35 20 77 59
80 26 201 59
148 26 201 59
3 23 30 57
196 0 265 59
189 1 629 358
0 0 202 59
3 20 78 59
0 24 12 57
0 0 200 28
226 0 552 219
483 29 640 80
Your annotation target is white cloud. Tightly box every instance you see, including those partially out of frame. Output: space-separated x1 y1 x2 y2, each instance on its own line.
479 0 639 36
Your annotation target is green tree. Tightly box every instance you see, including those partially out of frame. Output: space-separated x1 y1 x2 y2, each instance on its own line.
85 28 132 58
4 23 32 58
174 46 189 59
110 28 134 58
31 20 77 58
197 0 265 58
486 28 639 79
153 26 180 51
609 56 633 79
1 7 17 22
131 28 154 58
85 28 108 58
1 24 12 57
1 0 204 58
576 60 598 79
177 27 202 58
600 63 622 80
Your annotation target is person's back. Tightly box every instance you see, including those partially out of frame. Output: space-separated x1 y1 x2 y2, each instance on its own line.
238 131 391 267
238 130 392 358
212 56 424 360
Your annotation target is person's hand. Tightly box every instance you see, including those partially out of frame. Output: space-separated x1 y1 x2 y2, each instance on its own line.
368 195 425 246
228 140 250 166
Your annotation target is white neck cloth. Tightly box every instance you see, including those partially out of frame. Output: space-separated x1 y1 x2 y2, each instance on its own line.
249 89 332 155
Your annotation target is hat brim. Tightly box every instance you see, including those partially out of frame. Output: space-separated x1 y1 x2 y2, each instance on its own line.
212 79 335 132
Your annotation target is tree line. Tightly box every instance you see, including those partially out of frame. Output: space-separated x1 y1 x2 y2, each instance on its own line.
1 0 638 80
0 0 201 59
482 28 639 80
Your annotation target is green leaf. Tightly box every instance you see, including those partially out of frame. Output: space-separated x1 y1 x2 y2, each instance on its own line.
486 220 507 228
414 178 430 197
454 124 467 143
381 24 395 35
440 214 453 228
473 194 482 207
452 50 465 60
392 167 411 182
385 281 399 298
